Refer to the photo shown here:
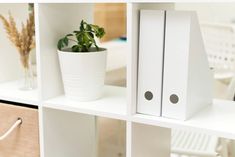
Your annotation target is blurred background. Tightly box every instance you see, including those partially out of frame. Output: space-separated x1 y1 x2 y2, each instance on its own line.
94 3 127 88
93 4 127 157
175 3 235 101
94 3 126 42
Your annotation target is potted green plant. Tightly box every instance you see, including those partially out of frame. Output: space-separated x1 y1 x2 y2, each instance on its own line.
57 20 106 101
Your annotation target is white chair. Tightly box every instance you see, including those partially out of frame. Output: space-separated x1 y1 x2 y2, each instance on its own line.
171 129 229 157
200 22 235 100
201 22 235 80
200 23 235 157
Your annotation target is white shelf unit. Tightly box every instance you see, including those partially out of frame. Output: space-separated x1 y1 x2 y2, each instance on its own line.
0 2 234 157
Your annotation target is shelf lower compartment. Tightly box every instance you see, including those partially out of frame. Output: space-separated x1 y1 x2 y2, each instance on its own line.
132 99 235 140
43 85 127 120
0 80 39 106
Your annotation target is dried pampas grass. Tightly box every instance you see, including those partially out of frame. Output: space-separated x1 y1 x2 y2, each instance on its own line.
0 10 35 69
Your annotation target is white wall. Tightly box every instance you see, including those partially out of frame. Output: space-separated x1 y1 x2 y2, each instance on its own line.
0 4 29 82
175 3 235 23
38 4 94 99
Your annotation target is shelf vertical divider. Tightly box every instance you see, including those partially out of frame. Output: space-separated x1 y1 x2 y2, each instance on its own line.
127 2 138 116
127 2 136 157
34 2 45 157
126 121 132 157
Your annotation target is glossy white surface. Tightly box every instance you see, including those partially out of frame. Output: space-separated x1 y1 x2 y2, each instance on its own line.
0 80 39 105
133 99 235 140
43 85 127 120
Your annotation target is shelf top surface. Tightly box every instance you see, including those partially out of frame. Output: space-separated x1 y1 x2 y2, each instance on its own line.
43 85 127 120
0 80 39 106
133 99 235 139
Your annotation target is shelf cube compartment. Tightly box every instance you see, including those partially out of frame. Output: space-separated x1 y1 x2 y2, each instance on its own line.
97 117 126 157
0 3 38 105
42 107 126 157
131 122 171 157
38 3 127 98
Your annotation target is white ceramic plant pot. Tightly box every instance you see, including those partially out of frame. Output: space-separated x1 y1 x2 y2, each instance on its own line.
58 48 107 101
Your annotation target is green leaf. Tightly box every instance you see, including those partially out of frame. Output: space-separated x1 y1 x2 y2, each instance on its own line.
73 31 80 34
76 32 86 45
66 33 73 37
63 37 69 46
95 44 99 51
72 45 81 52
97 28 105 38
91 24 99 32
86 24 92 31
81 45 89 52
88 32 94 38
80 20 85 31
57 39 64 50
